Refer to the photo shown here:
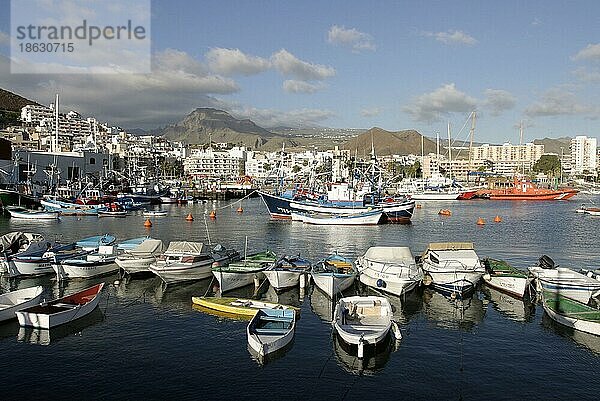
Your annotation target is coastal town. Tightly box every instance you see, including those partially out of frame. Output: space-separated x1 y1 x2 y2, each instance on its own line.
1 90 598 205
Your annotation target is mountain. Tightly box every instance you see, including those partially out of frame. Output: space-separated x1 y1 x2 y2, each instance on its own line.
161 108 281 148
342 127 438 157
534 137 572 155
0 88 41 112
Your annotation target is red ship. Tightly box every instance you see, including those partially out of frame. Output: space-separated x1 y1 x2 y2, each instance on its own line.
485 179 578 200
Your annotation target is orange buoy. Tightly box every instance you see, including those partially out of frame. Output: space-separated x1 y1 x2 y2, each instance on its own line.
185 213 194 221
438 209 452 216
416 204 422 209
494 215 502 223
236 206 243 213
476 217 486 225
209 210 216 219
143 219 152 227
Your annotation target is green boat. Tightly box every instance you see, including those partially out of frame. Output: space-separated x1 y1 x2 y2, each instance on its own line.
542 290 600 336
212 250 277 293
482 258 529 298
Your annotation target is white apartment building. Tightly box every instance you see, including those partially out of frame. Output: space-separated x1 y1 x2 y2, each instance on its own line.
184 146 245 180
471 142 544 176
570 135 597 176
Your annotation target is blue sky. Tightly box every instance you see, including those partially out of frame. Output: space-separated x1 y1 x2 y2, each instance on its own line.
1 0 600 144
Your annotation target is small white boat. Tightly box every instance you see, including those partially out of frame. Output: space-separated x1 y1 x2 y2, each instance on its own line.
311 253 357 298
356 246 423 297
0 286 44 322
116 238 165 275
149 241 239 284
52 245 120 280
97 210 127 218
291 209 383 225
212 250 277 293
142 210 168 217
482 258 529 299
332 296 397 358
6 206 60 220
542 290 600 336
528 255 600 304
247 308 295 359
263 256 311 291
16 283 104 329
0 231 44 273
420 242 485 296
410 188 461 201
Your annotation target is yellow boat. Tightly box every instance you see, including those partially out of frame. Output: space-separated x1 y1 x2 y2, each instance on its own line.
191 297 300 318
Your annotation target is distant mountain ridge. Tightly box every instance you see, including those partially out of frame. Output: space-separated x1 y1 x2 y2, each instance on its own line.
161 108 302 150
342 127 438 157
534 137 572 155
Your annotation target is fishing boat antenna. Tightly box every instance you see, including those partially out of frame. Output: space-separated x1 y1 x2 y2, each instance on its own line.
204 213 212 245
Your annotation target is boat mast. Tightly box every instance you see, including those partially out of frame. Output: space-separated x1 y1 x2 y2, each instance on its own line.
54 93 59 153
468 111 476 180
519 121 524 177
447 122 452 180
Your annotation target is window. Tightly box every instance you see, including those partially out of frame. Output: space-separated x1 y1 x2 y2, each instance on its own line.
90 157 96 165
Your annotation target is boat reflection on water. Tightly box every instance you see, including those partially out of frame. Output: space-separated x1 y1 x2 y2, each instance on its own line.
333 331 398 376
263 285 303 308
541 313 600 355
153 278 213 308
0 320 19 340
247 337 295 367
480 286 535 323
422 288 487 331
113 277 161 306
0 275 55 293
309 286 335 323
17 307 104 346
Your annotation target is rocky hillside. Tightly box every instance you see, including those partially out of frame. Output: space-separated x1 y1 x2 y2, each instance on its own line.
161 108 294 149
0 88 41 112
533 137 572 155
342 127 438 156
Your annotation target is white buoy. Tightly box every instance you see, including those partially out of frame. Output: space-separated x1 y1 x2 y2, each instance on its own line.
358 338 365 359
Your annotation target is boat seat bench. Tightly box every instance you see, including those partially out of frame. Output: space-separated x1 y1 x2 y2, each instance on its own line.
254 328 289 334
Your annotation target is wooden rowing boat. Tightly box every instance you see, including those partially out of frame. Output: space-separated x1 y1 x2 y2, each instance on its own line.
0 286 44 322
191 296 299 317
16 283 104 329
247 308 296 358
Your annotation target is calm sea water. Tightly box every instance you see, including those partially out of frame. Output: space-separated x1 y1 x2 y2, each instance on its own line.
1 197 599 400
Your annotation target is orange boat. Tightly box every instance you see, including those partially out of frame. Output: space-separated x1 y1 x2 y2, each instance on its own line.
486 179 578 200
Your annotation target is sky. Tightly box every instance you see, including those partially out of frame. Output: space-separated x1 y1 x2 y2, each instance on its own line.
1 0 600 145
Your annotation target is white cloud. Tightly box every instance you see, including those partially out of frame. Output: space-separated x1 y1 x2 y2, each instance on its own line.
0 31 9 46
360 107 382 117
573 43 600 61
483 89 516 116
282 80 325 93
421 30 477 46
403 83 477 123
524 88 592 117
271 49 335 81
206 48 270 76
327 25 375 52
573 67 600 82
231 106 334 128
0 49 239 128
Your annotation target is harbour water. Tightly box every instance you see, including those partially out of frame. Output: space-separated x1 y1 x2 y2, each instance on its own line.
1 198 599 400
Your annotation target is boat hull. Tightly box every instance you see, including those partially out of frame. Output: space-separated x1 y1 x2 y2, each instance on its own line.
332 296 393 348
191 297 299 317
16 283 104 329
115 255 156 274
53 258 119 279
483 274 528 299
0 286 44 322
149 261 214 284
542 292 600 336
291 210 383 225
312 272 356 298
247 309 296 357
358 267 421 297
213 269 265 293
263 269 303 290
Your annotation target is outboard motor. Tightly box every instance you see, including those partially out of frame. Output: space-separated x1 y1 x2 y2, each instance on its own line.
538 255 556 269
